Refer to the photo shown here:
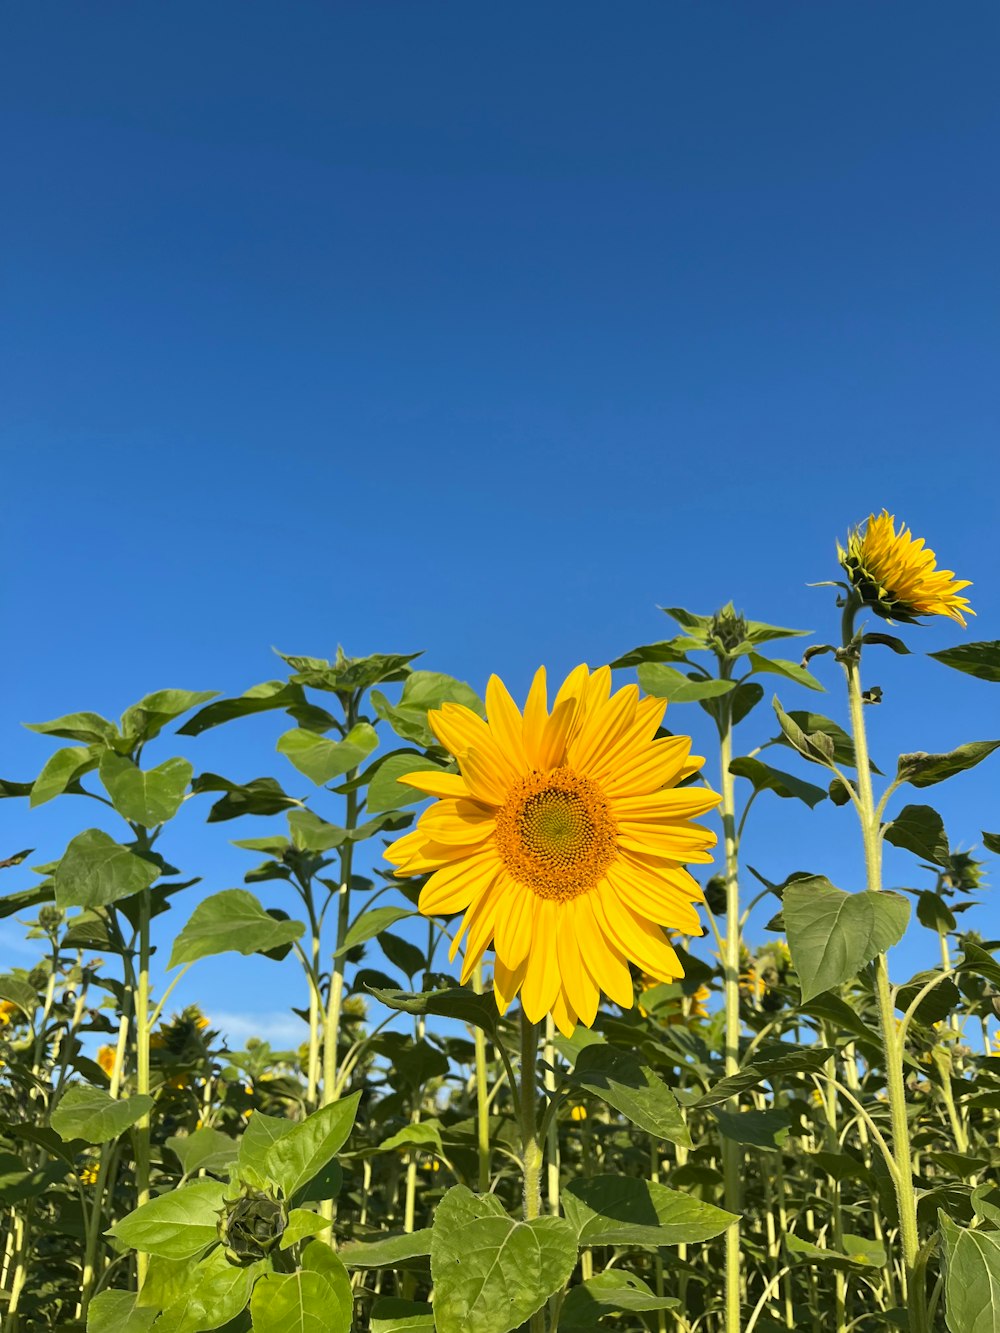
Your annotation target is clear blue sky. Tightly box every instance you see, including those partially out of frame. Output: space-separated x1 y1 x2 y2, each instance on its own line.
1 3 997 1047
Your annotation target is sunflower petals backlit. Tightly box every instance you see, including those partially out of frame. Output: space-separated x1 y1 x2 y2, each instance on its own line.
385 664 721 1036
838 511 973 627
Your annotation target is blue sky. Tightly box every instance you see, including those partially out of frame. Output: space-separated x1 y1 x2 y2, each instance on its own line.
1 3 997 1049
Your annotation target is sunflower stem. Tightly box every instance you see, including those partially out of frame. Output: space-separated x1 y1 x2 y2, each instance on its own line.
519 1009 546 1332
719 694 743 1333
472 963 492 1193
840 596 925 1333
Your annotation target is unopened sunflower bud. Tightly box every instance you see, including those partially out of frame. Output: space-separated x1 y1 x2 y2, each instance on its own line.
38 906 63 931
711 603 749 655
218 1189 287 1266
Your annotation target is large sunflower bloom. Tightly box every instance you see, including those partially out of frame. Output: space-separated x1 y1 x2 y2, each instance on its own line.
838 511 973 627
385 665 721 1036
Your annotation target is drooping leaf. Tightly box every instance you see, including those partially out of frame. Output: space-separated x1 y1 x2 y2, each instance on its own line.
563 1175 736 1246
335 906 412 957
883 804 951 866
279 1209 333 1250
430 1185 578 1333
896 741 1000 790
637 664 735 704
371 672 484 748
165 1127 240 1178
152 1248 260 1333
567 1046 691 1146
746 654 823 691
119 690 219 745
30 745 97 808
98 753 193 827
940 1210 1000 1333
265 1092 362 1201
86 1290 157 1332
339 1230 432 1269
178 680 310 736
369 986 499 1035
169 890 304 968
286 808 347 852
784 876 910 1001
560 1271 678 1324
729 757 827 808
276 648 419 694
25 711 119 745
191 773 301 822
772 702 879 771
53 829 159 910
51 1086 153 1145
370 1298 435 1333
712 1107 790 1149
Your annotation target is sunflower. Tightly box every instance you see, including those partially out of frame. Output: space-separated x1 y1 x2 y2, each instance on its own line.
385 665 721 1036
96 1045 117 1078
838 511 973 626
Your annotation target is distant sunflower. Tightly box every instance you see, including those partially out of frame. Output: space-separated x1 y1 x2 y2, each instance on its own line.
838 511 973 626
386 665 720 1036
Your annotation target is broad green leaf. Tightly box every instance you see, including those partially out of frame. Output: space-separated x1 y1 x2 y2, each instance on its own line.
287 808 347 851
249 1272 344 1333
0 975 38 1019
568 1046 690 1146
929 640 1000 684
277 723 379 785
368 987 499 1035
265 1091 362 1201
371 671 484 748
746 653 823 691
86 1290 157 1332
430 1185 578 1333
772 702 879 771
238 1111 297 1191
637 664 735 704
153 1248 260 1333
984 831 1000 854
916 891 956 934
336 906 412 957
109 1179 226 1259
940 1212 1000 1333
178 680 309 736
560 1271 679 1324
99 753 193 827
165 1127 239 1178
660 607 714 640
30 745 96 807
701 680 764 728
191 772 300 822
25 711 119 745
279 1209 333 1250
54 830 159 910
784 876 910 1001
51 1086 153 1145
742 618 811 645
366 752 450 814
897 741 1000 789
277 648 419 694
611 639 695 670
376 1122 444 1156
712 1107 789 1149
340 1230 432 1269
884 804 951 866
370 1298 434 1333
119 690 219 745
169 890 304 968
563 1175 737 1246
786 1233 887 1269
729 756 827 808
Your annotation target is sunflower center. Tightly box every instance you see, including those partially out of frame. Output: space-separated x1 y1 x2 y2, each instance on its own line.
494 767 617 902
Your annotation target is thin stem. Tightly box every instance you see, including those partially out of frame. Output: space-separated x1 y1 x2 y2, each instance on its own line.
518 1010 545 1332
719 696 743 1333
472 963 491 1193
134 889 152 1289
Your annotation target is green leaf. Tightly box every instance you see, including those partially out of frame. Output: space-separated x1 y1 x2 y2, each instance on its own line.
746 653 823 691
368 987 498 1035
884 804 951 866
265 1092 362 1201
249 1271 346 1333
119 690 219 745
339 1230 432 1269
277 723 379 785
784 876 910 1001
178 680 310 736
0 975 38 1019
785 1232 887 1270
286 808 348 852
712 1107 790 1149
637 664 735 703
51 1085 153 1145
916 892 956 934
54 829 159 910
165 1127 240 1178
984 831 1000 855
897 741 1000 789
772 702 879 771
929 641 1000 684
940 1210 1000 1333
109 1179 226 1259
191 772 301 822
742 618 811 645
729 756 827 808
560 1271 679 1324
370 1298 435 1333
562 1175 737 1246
430 1185 578 1333
25 711 119 745
336 906 412 957
701 680 764 728
86 1290 157 1332
237 1111 297 1191
376 1122 444 1156
366 752 451 814
99 753 193 827
277 648 419 694
169 890 304 968
153 1247 260 1333
610 639 695 670
567 1046 691 1146
862 632 911 655
30 745 97 807
279 1209 333 1250
371 671 485 748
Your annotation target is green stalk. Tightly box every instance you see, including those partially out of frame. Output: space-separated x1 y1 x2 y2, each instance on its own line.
821 1035 847 1327
543 1015 559 1217
134 889 152 1289
472 963 491 1192
719 693 743 1333
840 598 924 1332
519 1010 545 1332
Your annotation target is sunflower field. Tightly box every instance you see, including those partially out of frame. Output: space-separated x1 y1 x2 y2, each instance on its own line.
1 513 998 1333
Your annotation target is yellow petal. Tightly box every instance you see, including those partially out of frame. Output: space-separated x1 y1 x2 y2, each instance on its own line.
493 878 535 971
601 735 694 798
519 901 562 1021
419 848 501 916
417 799 496 845
430 703 519 786
604 860 704 936
574 895 634 1009
459 748 511 807
556 923 599 1026
549 985 578 1038
397 770 470 799
485 675 530 774
521 667 549 769
493 956 528 1014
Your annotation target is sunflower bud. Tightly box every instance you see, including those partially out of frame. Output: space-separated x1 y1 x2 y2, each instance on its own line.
218 1189 287 1265
38 906 63 932
710 603 748 656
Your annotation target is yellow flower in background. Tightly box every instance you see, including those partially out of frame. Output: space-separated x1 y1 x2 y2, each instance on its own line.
738 962 766 1002
96 1046 116 1078
0 1001 19 1026
79 1164 100 1186
838 511 973 627
387 665 720 1037
569 1104 588 1122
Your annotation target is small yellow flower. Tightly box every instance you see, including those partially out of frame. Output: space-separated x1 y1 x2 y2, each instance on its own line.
96 1046 117 1078
738 964 766 1002
569 1104 588 1122
838 511 973 627
79 1164 100 1186
0 1000 19 1026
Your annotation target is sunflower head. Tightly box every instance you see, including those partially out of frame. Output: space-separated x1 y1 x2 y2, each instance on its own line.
838 511 973 627
710 603 749 656
387 664 720 1036
96 1045 116 1078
